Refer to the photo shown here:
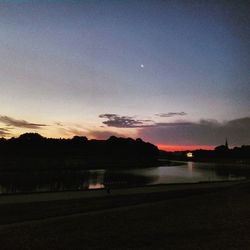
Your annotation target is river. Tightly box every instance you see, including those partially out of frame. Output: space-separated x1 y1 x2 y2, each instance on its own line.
0 161 248 194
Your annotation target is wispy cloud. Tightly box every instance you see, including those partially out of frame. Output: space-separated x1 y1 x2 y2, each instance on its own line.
58 127 88 137
0 128 10 136
155 112 187 118
155 122 193 126
0 116 47 129
99 114 153 128
58 125 124 140
55 122 63 126
88 130 123 140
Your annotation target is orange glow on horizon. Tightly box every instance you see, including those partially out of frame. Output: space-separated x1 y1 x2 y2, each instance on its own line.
157 144 215 152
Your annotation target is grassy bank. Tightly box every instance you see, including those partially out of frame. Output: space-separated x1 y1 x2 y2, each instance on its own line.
0 181 246 225
0 181 250 249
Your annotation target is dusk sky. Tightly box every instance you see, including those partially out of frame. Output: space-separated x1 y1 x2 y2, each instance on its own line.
0 0 249 150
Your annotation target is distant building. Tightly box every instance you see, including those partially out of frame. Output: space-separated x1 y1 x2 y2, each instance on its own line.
225 138 229 149
215 138 229 151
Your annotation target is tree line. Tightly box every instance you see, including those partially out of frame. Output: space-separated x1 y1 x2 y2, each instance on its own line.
0 133 159 170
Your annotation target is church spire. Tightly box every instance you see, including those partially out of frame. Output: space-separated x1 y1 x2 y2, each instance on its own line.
225 138 228 149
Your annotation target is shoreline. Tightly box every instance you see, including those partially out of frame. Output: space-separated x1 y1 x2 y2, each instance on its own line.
0 180 246 205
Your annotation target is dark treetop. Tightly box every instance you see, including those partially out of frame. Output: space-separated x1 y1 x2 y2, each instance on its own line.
0 133 159 170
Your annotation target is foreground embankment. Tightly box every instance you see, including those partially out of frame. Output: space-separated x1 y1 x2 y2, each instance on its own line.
0 181 250 249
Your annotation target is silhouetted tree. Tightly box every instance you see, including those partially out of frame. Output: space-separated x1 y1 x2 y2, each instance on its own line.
0 133 159 170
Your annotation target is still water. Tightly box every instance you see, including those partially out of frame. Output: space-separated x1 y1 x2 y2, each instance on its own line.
0 161 248 194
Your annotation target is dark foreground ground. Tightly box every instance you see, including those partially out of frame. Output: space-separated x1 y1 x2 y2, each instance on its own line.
0 182 250 249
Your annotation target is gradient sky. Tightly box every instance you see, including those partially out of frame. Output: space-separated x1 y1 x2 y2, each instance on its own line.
0 0 249 150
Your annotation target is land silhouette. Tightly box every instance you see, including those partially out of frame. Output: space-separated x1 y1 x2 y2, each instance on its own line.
1 133 249 194
161 141 250 163
0 133 159 170
1 134 250 250
0 133 250 171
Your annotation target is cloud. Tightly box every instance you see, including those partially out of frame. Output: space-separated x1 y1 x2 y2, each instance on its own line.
138 117 250 146
0 116 47 129
58 127 88 137
88 130 123 140
155 112 187 118
99 113 250 146
99 113 192 128
99 114 153 128
0 128 10 136
155 122 192 126
55 122 63 126
58 125 124 140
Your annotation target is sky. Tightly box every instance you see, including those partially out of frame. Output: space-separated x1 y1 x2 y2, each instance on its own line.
0 0 249 151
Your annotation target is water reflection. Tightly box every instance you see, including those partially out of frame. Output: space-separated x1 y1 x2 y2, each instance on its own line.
187 161 193 173
88 170 105 189
0 161 247 194
104 169 158 188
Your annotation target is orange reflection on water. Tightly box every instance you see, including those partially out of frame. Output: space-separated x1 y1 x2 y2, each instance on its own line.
88 183 104 189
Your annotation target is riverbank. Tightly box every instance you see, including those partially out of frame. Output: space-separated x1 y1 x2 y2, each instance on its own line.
1 180 250 249
0 180 243 205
